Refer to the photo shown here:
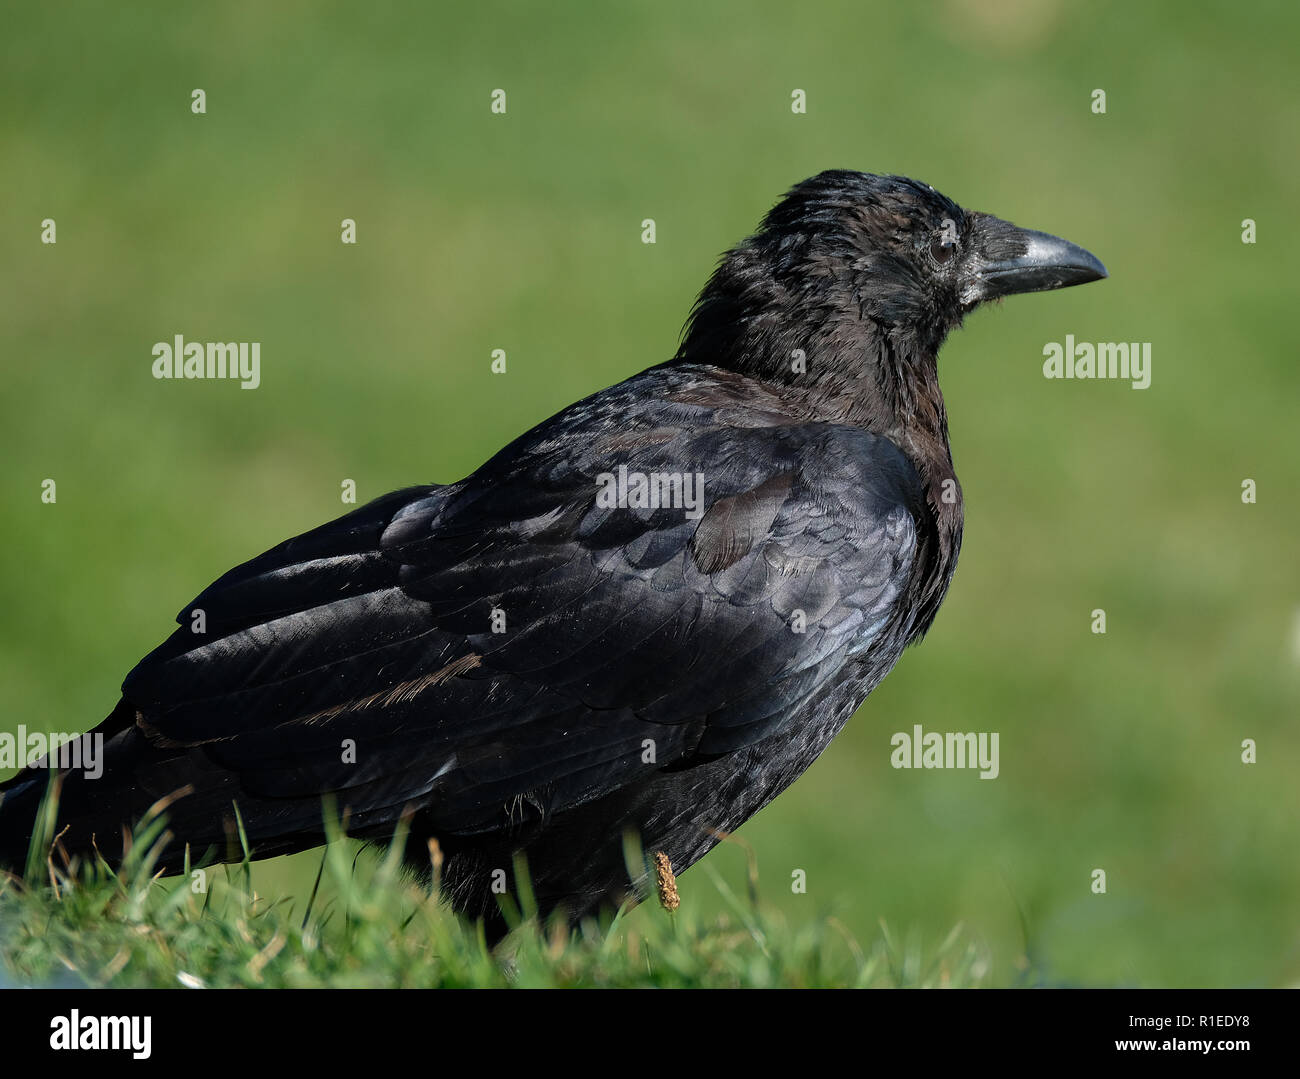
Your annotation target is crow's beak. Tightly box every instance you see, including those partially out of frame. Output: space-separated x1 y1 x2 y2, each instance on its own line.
962 215 1107 306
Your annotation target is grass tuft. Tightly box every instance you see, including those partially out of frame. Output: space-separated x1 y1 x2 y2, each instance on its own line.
0 806 989 988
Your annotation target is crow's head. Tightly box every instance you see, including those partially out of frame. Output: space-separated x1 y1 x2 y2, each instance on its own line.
676 170 1106 389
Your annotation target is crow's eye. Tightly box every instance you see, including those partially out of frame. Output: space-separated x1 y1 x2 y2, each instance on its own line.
929 233 957 264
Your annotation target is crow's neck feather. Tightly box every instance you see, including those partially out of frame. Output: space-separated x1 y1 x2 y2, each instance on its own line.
671 243 964 629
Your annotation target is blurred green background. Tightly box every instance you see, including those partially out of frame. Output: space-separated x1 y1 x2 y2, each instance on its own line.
2 1 1296 987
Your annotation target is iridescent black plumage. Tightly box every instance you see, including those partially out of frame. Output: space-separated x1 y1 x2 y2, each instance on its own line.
0 172 1104 933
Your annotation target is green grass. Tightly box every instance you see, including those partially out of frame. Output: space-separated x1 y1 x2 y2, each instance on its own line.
0 806 989 989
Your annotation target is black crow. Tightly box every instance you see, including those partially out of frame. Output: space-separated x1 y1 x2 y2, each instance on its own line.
0 171 1105 934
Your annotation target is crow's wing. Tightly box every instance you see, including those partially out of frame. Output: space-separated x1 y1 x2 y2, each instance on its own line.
120 369 927 842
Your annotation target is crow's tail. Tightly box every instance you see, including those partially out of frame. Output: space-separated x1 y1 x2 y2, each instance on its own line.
0 771 49 873
0 700 188 874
